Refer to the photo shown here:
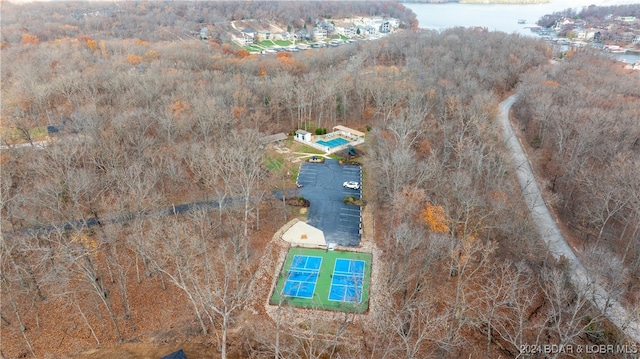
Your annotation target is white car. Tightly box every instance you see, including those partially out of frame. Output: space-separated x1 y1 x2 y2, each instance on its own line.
343 181 360 190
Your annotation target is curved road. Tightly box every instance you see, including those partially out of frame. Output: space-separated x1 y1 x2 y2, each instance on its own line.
499 95 640 343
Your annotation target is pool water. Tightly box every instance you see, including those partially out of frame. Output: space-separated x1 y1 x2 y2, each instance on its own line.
316 137 350 148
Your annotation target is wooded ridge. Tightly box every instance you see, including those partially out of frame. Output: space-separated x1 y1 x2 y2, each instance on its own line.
1 1 639 358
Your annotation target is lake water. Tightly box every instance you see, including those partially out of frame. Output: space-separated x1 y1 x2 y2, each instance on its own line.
404 0 640 62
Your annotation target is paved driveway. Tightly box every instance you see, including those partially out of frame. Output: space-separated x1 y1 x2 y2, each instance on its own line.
297 159 362 246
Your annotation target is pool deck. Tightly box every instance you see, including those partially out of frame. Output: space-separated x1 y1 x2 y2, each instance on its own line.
294 132 364 154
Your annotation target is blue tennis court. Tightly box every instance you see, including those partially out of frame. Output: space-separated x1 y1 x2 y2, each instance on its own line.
329 258 366 302
283 255 322 299
316 137 350 149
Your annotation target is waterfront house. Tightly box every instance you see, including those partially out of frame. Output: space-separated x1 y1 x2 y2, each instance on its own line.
255 31 271 42
381 21 391 33
241 28 255 38
575 28 596 40
316 20 335 33
312 27 327 41
338 26 357 38
553 18 575 32
294 30 311 41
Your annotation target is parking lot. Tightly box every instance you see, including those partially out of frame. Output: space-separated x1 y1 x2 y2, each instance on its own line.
297 159 362 246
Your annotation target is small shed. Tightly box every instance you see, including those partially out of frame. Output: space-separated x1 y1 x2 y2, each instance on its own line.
260 132 288 145
295 129 311 142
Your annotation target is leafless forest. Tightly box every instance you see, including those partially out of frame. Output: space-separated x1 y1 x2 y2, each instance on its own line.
1 1 639 358
514 53 640 315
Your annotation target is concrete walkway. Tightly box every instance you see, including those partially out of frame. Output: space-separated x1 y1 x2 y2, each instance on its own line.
499 95 640 343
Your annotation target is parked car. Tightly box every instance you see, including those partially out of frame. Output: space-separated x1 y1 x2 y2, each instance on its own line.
343 181 360 190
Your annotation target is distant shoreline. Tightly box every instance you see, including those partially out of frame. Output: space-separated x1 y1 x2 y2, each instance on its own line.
401 0 551 4
460 0 551 3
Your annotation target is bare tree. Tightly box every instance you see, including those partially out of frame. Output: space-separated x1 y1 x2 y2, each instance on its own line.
471 261 533 355
214 129 269 242
538 268 602 359
145 210 256 359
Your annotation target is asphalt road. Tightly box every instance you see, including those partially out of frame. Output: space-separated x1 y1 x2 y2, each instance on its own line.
2 197 236 237
499 95 640 343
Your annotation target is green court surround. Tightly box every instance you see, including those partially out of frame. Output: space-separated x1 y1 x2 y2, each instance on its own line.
270 247 372 313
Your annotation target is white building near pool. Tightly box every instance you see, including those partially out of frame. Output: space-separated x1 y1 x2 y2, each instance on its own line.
295 129 312 142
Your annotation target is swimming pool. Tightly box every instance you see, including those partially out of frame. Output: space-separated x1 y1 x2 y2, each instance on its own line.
316 137 349 148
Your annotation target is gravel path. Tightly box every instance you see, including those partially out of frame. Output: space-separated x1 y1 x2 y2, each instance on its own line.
499 94 640 343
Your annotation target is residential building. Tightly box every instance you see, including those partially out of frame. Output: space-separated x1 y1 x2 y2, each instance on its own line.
554 18 575 31
338 26 357 38
380 21 391 33
295 30 311 41
616 16 637 22
316 20 335 33
255 31 271 42
357 25 377 36
386 18 400 28
312 27 327 40
575 28 596 40
242 33 253 45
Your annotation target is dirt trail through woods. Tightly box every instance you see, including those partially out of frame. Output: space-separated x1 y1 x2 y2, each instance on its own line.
499 94 640 343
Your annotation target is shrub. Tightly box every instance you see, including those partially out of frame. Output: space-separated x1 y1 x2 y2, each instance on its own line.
343 196 365 206
531 136 542 148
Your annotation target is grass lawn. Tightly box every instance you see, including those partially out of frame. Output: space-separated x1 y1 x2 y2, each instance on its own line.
245 45 263 52
283 204 309 221
290 165 299 181
265 155 284 171
259 40 276 46
270 248 372 313
1 126 48 144
274 40 292 46
295 144 324 154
